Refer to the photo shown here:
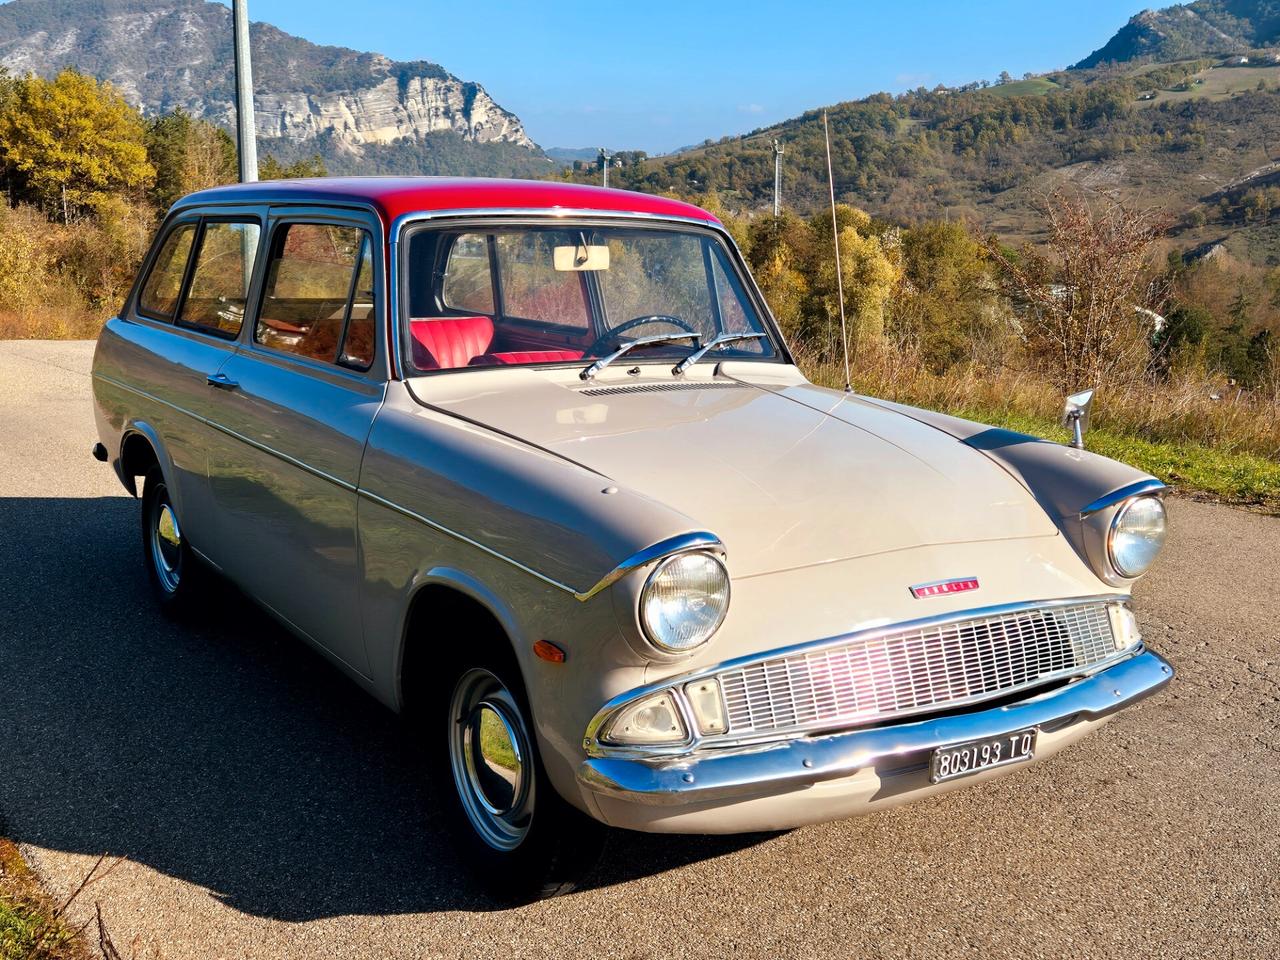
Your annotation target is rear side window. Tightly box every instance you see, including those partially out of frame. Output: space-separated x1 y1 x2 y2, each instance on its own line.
138 223 195 320
178 221 261 338
255 223 376 370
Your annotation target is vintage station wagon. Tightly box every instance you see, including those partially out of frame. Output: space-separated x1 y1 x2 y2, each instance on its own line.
91 178 1174 900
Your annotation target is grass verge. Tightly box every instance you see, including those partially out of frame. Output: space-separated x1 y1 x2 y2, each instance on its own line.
802 352 1280 510
944 405 1280 510
0 839 85 960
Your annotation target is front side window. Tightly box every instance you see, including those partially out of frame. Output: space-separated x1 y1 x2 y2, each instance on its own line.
178 220 261 338
403 223 777 373
256 223 376 370
138 223 195 320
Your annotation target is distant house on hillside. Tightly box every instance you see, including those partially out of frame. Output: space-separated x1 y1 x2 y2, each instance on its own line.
1224 56 1251 66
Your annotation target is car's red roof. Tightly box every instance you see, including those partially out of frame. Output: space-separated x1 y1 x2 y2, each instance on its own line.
177 177 719 225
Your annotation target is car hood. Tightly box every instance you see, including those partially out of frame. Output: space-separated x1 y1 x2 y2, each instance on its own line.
407 368 1058 578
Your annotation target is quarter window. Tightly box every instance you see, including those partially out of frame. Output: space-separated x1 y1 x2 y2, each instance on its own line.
138 223 196 320
178 221 261 338
256 223 376 369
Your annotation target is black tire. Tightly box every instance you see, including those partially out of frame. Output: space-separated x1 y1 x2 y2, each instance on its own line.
140 467 204 615
427 642 606 903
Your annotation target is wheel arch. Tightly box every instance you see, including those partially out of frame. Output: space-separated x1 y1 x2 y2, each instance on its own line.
117 422 174 500
397 567 529 714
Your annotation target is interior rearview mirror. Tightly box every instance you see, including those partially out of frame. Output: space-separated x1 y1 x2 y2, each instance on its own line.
554 244 610 271
1061 389 1095 449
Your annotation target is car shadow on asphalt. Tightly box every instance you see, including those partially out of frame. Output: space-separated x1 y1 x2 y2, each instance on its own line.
0 496 769 917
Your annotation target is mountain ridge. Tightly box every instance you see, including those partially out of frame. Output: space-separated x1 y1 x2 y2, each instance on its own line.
1073 1 1280 68
0 0 548 175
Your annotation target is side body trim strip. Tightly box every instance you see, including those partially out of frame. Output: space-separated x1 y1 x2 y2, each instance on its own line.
95 372 718 602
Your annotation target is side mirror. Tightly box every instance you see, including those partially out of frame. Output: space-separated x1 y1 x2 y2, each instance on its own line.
1061 389 1095 449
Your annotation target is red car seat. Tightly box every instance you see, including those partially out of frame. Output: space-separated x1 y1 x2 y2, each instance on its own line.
409 316 495 369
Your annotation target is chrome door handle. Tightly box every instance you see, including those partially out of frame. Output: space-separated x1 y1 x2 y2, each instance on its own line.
206 372 239 390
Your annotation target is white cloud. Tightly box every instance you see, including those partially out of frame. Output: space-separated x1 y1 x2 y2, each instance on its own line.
737 103 765 114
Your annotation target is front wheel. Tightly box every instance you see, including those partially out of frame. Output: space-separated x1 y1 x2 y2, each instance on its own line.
437 653 605 902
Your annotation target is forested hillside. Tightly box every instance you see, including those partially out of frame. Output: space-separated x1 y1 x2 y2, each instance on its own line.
564 57 1280 259
1074 0 1280 67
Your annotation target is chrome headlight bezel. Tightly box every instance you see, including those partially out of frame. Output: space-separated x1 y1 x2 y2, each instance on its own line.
1107 495 1168 579
638 550 731 654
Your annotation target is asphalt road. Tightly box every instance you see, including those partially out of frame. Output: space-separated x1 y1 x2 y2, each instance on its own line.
0 340 1276 960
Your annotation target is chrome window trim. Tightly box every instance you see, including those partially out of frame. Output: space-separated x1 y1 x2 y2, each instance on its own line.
96 372 717 603
583 594 1134 758
1079 478 1167 518
388 207 796 382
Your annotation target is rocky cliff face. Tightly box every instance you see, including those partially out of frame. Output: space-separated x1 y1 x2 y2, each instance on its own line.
242 73 534 153
0 0 539 159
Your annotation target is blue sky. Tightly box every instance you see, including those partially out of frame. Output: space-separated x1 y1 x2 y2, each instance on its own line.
242 0 1143 153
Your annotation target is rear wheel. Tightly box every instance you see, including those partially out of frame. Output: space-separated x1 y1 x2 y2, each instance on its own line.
432 645 605 903
140 467 203 614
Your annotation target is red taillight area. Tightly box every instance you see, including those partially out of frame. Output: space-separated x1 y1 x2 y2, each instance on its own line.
532 639 566 663
909 578 980 599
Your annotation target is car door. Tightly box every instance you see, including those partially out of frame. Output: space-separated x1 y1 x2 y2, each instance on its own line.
205 208 387 675
102 209 265 558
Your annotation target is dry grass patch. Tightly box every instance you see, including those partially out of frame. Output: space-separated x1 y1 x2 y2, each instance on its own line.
0 838 87 960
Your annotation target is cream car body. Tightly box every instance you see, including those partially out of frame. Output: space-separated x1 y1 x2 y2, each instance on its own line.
92 179 1172 890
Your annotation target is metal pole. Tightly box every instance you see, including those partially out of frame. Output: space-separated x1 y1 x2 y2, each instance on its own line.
598 148 610 188
823 112 852 393
233 0 258 182
772 139 784 217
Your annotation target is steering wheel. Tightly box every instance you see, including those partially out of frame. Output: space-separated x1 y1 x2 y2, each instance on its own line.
584 315 698 357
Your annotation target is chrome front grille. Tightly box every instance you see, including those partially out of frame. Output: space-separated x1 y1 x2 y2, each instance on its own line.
718 602 1118 737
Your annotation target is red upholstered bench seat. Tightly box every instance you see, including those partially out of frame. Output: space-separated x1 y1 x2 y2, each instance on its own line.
409 316 494 369
409 317 584 369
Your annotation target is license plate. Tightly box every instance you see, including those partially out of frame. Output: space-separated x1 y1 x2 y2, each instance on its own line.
930 728 1037 784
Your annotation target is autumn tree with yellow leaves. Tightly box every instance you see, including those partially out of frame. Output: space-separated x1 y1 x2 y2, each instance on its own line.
0 69 154 222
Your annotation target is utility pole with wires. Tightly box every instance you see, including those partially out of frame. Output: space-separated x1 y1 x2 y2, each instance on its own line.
232 0 258 182
823 111 852 393
772 139 784 217
598 147 612 188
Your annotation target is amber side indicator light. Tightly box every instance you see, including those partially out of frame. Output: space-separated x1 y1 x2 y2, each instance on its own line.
532 639 566 663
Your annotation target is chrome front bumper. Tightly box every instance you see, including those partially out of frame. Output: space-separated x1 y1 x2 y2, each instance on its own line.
577 649 1173 813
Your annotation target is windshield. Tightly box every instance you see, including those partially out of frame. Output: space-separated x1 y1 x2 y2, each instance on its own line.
402 223 780 373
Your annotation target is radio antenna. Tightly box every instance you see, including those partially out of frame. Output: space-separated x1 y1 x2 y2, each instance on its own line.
823 111 852 393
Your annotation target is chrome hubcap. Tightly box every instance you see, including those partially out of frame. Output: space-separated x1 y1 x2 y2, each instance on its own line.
448 668 534 851
150 491 182 593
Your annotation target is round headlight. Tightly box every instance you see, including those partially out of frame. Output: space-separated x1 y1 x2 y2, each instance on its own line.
639 551 730 653
1108 496 1167 578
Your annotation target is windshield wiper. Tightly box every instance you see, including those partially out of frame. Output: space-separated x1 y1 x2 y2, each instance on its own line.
580 333 701 381
671 332 766 376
